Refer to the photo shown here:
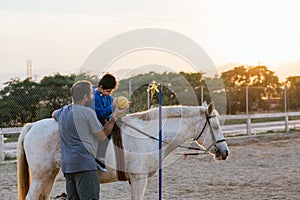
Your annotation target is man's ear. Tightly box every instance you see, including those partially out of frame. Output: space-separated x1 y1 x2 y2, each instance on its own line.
208 102 215 115
84 94 89 101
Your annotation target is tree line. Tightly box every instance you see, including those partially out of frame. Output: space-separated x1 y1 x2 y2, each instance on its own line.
0 65 299 127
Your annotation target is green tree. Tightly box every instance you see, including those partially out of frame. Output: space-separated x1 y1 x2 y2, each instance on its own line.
0 73 101 126
0 78 40 126
221 66 248 114
37 73 76 118
75 72 99 86
113 71 209 113
221 65 281 114
286 76 300 111
114 72 180 113
248 66 282 111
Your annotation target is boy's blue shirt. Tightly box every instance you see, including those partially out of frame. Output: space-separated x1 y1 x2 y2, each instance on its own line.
92 88 113 121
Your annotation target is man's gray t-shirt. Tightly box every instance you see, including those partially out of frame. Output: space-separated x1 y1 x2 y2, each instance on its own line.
53 104 104 173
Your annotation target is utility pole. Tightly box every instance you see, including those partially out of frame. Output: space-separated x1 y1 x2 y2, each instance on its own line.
27 60 32 80
246 86 251 135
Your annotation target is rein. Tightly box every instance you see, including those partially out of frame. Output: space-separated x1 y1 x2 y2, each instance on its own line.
120 119 205 152
195 114 226 145
185 113 226 156
120 112 226 155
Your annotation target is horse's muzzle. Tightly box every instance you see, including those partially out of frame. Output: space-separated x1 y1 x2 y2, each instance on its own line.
215 147 229 160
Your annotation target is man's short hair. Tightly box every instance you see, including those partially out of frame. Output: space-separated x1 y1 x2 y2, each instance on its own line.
71 80 92 102
98 73 117 89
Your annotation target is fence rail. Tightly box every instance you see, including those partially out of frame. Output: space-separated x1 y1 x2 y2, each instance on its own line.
0 127 23 135
221 111 300 120
1 112 300 162
0 127 22 161
220 111 300 135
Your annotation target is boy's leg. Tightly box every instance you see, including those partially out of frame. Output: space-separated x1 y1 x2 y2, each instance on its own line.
97 119 112 166
97 136 111 162
96 121 119 171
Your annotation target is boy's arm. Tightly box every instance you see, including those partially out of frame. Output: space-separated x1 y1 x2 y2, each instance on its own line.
94 106 127 140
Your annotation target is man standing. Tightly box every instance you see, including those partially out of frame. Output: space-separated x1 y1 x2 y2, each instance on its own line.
52 80 127 200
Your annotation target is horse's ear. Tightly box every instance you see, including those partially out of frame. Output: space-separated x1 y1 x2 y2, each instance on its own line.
202 101 208 109
208 102 215 115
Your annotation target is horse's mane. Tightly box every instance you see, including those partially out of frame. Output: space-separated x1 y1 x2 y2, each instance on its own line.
124 105 207 121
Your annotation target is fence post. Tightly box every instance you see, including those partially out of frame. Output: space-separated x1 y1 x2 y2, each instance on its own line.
0 133 4 162
284 86 289 132
246 86 251 135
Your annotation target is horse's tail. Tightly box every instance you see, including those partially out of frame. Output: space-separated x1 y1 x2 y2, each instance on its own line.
17 123 32 200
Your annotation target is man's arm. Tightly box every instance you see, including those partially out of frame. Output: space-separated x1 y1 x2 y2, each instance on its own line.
52 109 60 121
94 117 116 140
94 105 128 140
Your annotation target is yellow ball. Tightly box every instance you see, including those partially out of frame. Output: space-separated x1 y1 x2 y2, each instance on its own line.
117 96 129 109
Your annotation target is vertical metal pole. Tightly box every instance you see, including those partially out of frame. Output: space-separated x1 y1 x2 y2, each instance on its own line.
0 133 4 162
128 80 132 112
201 85 204 105
158 84 163 200
284 86 289 132
147 88 150 110
246 86 251 135
128 80 132 99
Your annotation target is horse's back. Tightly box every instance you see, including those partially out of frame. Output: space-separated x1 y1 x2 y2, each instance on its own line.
24 118 59 145
24 118 61 173
30 118 58 131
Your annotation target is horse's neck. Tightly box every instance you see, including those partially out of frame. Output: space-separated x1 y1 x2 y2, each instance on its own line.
122 106 207 160
161 117 200 159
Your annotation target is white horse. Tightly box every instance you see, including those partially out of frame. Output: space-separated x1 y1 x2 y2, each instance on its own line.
17 103 229 200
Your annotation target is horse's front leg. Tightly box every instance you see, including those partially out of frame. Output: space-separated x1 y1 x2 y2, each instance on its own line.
129 173 149 200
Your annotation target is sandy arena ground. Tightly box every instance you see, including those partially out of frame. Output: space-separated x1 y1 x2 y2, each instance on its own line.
1 133 300 200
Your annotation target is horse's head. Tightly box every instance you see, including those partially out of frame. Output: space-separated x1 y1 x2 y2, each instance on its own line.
194 102 229 160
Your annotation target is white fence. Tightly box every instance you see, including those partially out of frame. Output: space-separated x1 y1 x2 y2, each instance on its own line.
0 127 22 161
1 112 300 162
221 111 300 134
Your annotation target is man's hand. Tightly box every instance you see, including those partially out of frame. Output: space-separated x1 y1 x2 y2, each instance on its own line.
112 106 128 120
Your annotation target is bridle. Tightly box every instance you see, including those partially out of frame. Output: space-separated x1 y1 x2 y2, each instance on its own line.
119 110 226 155
193 112 226 153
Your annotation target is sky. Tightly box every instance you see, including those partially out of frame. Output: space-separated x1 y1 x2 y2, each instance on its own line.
1 0 300 86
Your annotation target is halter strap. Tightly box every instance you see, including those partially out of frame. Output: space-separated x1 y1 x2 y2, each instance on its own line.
194 114 216 141
194 113 226 153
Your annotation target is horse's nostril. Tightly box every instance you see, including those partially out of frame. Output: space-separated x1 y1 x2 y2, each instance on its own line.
226 150 229 157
